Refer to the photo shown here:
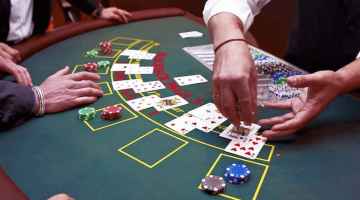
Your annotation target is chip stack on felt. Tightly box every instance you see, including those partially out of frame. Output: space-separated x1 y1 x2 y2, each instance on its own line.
85 49 98 58
83 62 98 73
78 107 96 121
99 40 112 55
97 60 111 71
224 163 251 184
200 175 226 195
101 105 122 120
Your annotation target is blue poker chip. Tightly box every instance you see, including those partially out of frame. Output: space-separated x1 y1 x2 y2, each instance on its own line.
224 163 251 184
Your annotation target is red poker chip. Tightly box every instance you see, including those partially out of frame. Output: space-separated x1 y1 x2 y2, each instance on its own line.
99 41 113 55
101 105 122 120
84 62 98 72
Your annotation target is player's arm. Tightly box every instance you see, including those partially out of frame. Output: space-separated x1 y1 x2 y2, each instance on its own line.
203 0 271 127
336 59 360 93
0 80 35 130
67 0 132 23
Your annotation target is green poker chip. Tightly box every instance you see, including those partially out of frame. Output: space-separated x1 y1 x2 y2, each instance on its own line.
85 50 98 58
97 60 111 69
78 107 96 121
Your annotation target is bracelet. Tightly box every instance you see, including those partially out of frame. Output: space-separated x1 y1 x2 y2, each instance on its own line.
32 86 46 116
214 38 248 53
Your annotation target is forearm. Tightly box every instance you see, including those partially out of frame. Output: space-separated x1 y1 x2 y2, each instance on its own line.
336 59 360 94
208 13 246 47
0 81 35 130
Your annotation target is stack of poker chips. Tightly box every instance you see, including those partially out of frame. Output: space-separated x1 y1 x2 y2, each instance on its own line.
85 49 98 58
101 105 122 120
200 175 226 195
97 60 111 71
224 163 251 184
83 62 98 73
78 107 96 121
99 40 113 55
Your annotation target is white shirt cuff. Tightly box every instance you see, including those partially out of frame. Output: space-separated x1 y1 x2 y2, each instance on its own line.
356 51 360 59
203 0 255 32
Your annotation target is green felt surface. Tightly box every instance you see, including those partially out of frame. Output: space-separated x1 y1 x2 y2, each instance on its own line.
1 16 360 200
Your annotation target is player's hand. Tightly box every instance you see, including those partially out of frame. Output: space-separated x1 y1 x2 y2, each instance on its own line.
258 70 344 140
0 56 32 86
100 7 132 23
48 193 75 200
0 42 21 63
40 66 103 113
212 41 257 127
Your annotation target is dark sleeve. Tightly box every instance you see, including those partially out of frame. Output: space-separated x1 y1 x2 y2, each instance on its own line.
67 0 97 15
0 81 35 130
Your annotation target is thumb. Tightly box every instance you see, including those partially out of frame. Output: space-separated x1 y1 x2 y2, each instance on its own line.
51 66 70 77
286 74 318 88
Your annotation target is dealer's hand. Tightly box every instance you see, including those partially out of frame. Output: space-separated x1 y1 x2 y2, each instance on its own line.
213 41 257 127
100 7 132 23
39 66 103 113
0 56 32 86
0 42 21 62
258 70 344 140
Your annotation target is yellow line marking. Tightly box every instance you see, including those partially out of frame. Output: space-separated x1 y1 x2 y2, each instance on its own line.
98 81 113 96
118 128 188 168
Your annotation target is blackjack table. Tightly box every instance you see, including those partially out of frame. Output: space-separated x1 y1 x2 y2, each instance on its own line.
1 8 360 200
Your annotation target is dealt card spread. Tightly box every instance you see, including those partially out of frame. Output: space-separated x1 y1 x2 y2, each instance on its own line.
225 135 267 159
153 95 189 111
187 103 227 132
165 115 196 135
125 66 154 75
132 81 166 93
126 95 160 111
174 74 208 86
111 63 140 71
220 123 261 141
112 79 143 90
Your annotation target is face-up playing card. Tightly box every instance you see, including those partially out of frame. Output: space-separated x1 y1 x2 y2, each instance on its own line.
153 95 189 111
112 79 143 90
220 123 261 140
132 81 166 93
129 52 156 60
188 103 227 132
111 63 140 71
126 95 160 111
179 31 203 38
125 66 154 75
174 74 208 86
120 49 143 56
165 115 196 135
225 135 267 159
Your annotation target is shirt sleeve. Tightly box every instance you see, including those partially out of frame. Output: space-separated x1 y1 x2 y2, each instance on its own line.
203 0 272 32
356 51 360 59
0 80 35 130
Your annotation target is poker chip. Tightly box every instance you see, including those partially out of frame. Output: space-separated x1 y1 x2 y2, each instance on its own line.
99 40 113 55
85 49 98 58
200 175 226 195
97 60 111 70
83 62 98 73
78 107 96 121
101 105 122 120
224 163 251 184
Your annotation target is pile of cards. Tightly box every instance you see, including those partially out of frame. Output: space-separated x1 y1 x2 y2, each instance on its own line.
120 49 155 60
127 95 188 112
220 124 266 160
165 103 227 135
112 79 165 93
174 74 207 86
111 63 154 75
179 31 203 39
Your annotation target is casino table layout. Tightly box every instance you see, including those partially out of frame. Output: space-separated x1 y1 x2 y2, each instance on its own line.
1 8 360 200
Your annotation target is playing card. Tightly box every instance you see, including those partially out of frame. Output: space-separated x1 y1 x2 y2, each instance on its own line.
129 52 156 60
179 31 203 38
120 49 143 56
165 115 196 135
153 95 189 111
188 103 227 132
132 81 166 93
111 63 140 71
125 66 154 75
174 74 208 86
225 135 267 159
126 95 160 111
112 79 142 90
219 123 261 141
